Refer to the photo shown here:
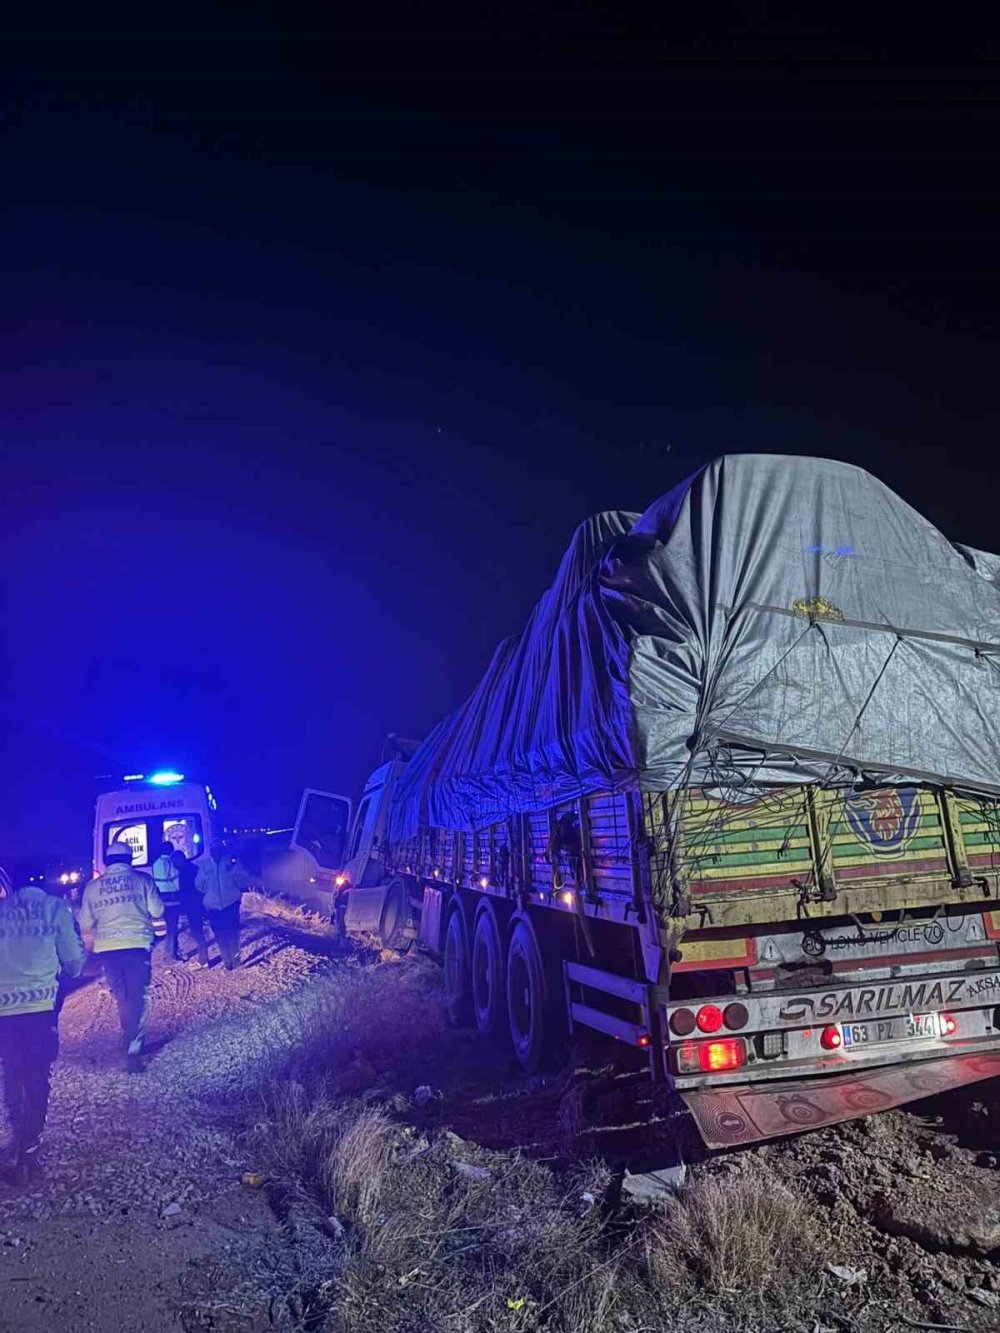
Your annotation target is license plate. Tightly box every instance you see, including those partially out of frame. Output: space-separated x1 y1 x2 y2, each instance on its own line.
842 1013 942 1047
904 1012 942 1039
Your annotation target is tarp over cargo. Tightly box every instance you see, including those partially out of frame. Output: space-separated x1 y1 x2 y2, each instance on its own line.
389 455 1000 839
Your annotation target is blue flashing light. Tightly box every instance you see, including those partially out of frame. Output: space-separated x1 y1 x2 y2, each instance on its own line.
123 773 146 782
149 771 185 786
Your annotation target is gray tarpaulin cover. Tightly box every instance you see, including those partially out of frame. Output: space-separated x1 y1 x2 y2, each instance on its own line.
389 455 1000 839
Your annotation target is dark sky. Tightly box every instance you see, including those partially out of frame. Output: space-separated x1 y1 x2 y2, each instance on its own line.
2 7 999 859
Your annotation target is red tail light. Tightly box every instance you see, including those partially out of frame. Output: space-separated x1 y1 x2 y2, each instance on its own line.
675 1037 747 1074
941 1012 958 1037
704 1038 745 1071
820 1025 842 1050
696 1004 724 1034
637 1032 651 1048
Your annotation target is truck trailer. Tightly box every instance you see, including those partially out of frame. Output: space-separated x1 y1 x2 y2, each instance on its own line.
297 455 1000 1147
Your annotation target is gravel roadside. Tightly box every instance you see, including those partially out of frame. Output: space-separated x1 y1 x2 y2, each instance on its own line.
0 898 343 1333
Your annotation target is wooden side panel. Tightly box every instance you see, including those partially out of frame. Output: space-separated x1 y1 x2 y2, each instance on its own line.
666 786 958 902
527 811 551 893
387 783 999 935
440 828 457 884
394 833 421 875
491 819 511 891
674 787 813 896
826 788 950 880
585 790 634 900
957 796 1000 870
473 828 490 884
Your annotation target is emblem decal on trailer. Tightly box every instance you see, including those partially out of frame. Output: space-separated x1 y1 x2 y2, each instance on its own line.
843 788 920 857
792 595 844 622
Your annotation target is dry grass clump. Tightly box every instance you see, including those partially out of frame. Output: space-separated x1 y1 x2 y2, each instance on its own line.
248 1093 628 1333
646 1174 825 1310
243 890 336 938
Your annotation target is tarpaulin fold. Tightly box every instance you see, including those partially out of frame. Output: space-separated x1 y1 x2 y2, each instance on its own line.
389 455 1000 839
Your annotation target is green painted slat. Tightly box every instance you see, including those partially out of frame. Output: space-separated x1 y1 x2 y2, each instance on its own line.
961 830 1000 848
679 846 812 869
830 834 947 854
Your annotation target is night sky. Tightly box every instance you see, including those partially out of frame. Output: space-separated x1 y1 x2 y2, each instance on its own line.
2 8 998 860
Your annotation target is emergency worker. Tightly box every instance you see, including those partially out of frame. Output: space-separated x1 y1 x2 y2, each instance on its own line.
79 844 163 1072
195 838 250 971
172 849 210 968
151 841 182 960
0 861 85 1183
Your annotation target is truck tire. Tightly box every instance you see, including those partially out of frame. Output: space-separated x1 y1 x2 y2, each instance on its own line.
471 904 505 1038
379 877 414 954
506 918 549 1072
442 906 472 1026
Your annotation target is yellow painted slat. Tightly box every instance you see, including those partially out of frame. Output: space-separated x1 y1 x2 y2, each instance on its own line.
676 936 754 964
680 833 812 853
693 864 805 883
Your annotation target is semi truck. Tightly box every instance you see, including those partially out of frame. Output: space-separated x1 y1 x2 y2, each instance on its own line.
294 456 1000 1147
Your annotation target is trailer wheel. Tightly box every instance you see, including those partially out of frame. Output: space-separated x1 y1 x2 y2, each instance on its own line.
442 906 472 1026
471 905 505 1038
506 918 548 1072
379 878 414 954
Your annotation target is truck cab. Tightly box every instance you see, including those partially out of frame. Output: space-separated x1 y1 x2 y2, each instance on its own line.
291 761 400 930
289 738 420 934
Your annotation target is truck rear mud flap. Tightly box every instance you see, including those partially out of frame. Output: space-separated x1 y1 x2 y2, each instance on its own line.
681 1051 1000 1149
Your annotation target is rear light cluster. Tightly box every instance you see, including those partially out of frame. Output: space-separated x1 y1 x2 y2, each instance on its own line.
675 1037 747 1074
670 1002 749 1036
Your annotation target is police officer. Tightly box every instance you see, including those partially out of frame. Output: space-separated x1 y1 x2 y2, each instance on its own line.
79 843 163 1072
0 862 85 1183
151 841 182 960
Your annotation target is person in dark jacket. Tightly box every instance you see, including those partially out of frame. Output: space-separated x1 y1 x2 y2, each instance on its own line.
172 849 210 968
0 861 86 1183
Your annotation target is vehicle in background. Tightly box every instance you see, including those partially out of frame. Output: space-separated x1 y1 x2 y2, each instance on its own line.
292 457 1000 1150
51 866 86 903
93 772 218 874
8 863 88 902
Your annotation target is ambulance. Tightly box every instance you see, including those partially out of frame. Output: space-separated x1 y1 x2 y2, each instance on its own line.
93 772 219 874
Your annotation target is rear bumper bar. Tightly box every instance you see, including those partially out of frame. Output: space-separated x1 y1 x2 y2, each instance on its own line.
681 1050 1000 1148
